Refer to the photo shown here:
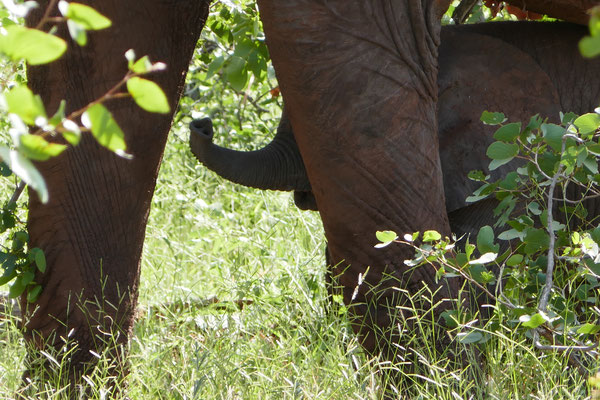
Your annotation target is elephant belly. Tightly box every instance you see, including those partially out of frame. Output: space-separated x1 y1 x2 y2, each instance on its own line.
437 26 561 214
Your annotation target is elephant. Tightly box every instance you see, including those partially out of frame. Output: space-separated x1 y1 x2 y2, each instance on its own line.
190 20 600 245
21 0 597 390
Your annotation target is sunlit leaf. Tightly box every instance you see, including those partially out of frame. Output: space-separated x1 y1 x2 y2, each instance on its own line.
376 230 397 243
0 25 66 65
19 134 67 161
126 77 170 114
579 35 600 58
81 104 127 153
61 119 81 146
577 323 600 335
574 113 600 135
519 313 546 329
4 85 46 125
423 230 441 242
67 19 87 46
129 55 151 74
59 1 111 30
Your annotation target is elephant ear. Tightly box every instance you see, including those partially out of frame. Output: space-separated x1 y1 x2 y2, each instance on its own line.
437 27 561 214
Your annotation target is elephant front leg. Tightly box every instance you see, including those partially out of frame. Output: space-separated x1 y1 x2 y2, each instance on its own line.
22 0 210 387
258 0 461 362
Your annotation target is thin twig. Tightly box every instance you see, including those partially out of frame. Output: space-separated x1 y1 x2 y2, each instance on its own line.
35 0 60 30
8 181 25 206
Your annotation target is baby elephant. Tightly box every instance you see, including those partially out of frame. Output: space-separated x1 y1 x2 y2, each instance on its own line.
189 21 600 234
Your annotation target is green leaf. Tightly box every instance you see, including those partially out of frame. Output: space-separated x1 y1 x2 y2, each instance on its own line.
493 122 521 142
480 111 506 125
0 268 17 286
486 142 518 170
224 56 248 91
519 313 546 329
0 146 48 203
129 55 151 74
467 170 487 182
126 77 170 114
541 123 566 152
423 230 441 242
591 12 600 36
206 55 225 79
499 172 518 190
375 230 397 248
527 202 542 216
466 183 496 203
574 113 600 135
49 100 66 127
457 331 483 344
8 275 27 298
579 35 600 58
30 248 46 273
577 323 600 335
21 270 35 286
19 134 67 161
476 225 499 254
506 254 523 267
61 120 81 146
0 26 67 65
440 310 459 329
561 112 578 125
27 284 42 303
486 141 519 160
376 230 397 243
4 85 46 125
525 114 543 132
523 228 549 255
81 104 127 154
61 2 112 30
67 19 87 46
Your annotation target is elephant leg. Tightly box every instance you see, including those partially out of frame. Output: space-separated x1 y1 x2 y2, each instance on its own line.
23 0 210 385
258 0 460 362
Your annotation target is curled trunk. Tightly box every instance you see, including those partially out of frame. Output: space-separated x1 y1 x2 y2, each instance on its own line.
189 110 311 193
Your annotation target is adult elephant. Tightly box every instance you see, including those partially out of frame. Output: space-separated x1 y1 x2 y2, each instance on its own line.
255 0 596 360
190 21 600 224
22 0 595 388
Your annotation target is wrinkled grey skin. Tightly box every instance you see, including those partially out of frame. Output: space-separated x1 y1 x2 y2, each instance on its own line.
190 21 600 238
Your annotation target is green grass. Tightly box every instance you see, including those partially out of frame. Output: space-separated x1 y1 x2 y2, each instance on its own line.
0 121 597 399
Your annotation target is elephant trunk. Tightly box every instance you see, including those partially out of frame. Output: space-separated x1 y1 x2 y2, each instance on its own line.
189 110 311 192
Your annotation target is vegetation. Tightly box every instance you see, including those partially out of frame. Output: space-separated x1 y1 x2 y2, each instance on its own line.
1 0 600 399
